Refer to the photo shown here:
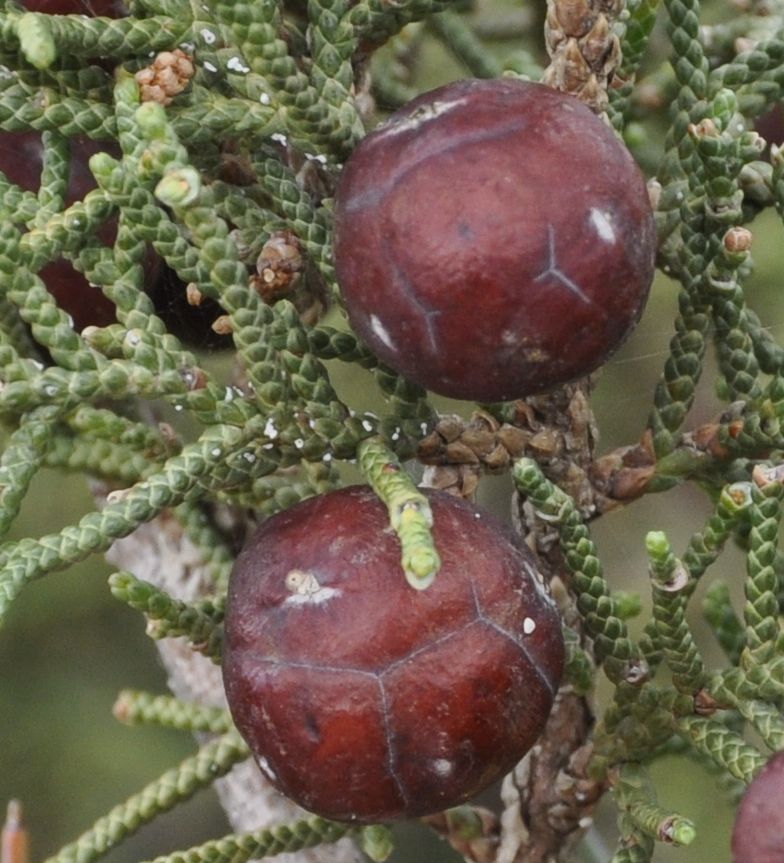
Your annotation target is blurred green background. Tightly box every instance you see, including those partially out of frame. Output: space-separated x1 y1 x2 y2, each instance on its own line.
2 5 784 862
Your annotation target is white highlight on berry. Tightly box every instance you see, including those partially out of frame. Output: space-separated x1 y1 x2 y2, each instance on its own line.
589 208 616 244
369 314 396 352
523 617 537 635
256 755 277 781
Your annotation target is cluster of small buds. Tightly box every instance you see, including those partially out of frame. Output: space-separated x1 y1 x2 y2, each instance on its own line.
135 49 195 106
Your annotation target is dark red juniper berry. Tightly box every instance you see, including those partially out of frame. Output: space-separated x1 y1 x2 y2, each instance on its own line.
1 131 120 330
732 750 784 863
11 1 229 347
21 1 127 14
334 77 657 402
5 2 129 330
222 485 564 823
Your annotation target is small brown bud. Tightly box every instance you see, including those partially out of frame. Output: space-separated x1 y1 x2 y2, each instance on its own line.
186 283 204 306
723 227 752 253
211 315 234 336
693 689 719 716
2 801 29 863
555 0 595 38
688 118 719 139
250 230 305 303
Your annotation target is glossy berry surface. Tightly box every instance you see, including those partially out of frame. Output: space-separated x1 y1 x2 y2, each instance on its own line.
1 131 118 330
334 78 657 401
222 485 564 823
732 751 784 862
21 0 126 14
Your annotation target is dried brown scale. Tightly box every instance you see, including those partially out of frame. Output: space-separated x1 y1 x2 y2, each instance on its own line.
590 408 773 512
500 693 604 863
419 411 527 498
418 389 599 509
542 0 623 111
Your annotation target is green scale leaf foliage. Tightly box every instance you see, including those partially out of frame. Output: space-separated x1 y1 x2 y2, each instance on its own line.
2 0 784 859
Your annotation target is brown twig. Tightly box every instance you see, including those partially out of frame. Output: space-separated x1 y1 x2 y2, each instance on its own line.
542 0 624 111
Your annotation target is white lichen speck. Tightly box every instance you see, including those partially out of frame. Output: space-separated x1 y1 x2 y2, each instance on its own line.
432 758 454 777
284 570 342 607
226 57 250 74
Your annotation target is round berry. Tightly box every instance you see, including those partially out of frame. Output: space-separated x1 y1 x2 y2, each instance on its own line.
334 78 656 401
0 131 118 330
732 751 784 862
21 0 127 14
222 485 564 823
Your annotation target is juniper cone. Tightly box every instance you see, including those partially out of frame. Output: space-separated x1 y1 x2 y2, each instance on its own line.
2 0 784 860
222 485 564 822
732 751 784 863
334 78 656 401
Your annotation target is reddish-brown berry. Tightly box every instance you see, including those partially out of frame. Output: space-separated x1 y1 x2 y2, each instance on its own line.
334 78 656 401
222 485 564 823
21 0 126 14
732 751 784 862
1 131 118 330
